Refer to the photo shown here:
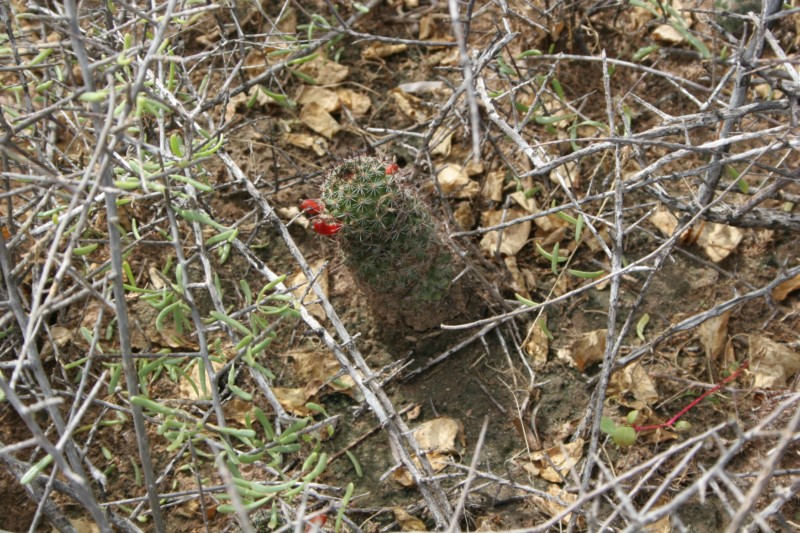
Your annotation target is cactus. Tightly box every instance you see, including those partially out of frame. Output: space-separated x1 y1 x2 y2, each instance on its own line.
317 156 454 303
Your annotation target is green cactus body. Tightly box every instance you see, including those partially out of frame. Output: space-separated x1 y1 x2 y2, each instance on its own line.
321 156 453 302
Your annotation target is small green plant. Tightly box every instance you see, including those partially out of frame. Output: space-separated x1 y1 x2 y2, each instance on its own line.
600 361 749 447
312 156 454 302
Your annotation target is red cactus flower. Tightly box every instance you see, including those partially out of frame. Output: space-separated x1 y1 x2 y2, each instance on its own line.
312 218 342 236
385 163 399 175
300 199 324 217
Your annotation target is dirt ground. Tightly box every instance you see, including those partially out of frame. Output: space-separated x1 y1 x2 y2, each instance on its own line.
0 0 798 532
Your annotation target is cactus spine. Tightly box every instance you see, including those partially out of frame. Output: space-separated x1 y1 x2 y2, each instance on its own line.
321 156 453 302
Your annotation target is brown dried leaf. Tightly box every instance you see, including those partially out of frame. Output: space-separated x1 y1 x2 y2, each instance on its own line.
698 311 730 361
289 261 328 320
66 518 101 533
523 318 549 367
609 362 659 409
273 387 313 416
283 132 328 156
697 223 743 263
652 24 684 44
179 353 225 400
362 42 408 60
391 467 415 487
639 426 678 445
509 191 538 214
394 418 464 487
479 209 531 257
51 326 73 348
565 329 606 371
549 161 579 189
392 508 427 531
296 86 340 112
336 88 371 117
772 273 800 302
299 102 341 140
504 256 530 299
430 128 454 157
452 202 475 230
525 439 584 483
748 335 800 389
391 451 452 488
413 417 464 454
531 484 582 526
436 164 479 198
418 13 433 40
650 206 679 237
644 515 672 533
390 89 426 122
223 398 253 426
287 348 362 401
297 56 349 85
482 170 505 202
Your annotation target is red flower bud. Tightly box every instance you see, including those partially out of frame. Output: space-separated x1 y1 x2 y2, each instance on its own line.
312 218 342 236
385 163 399 175
300 199 324 217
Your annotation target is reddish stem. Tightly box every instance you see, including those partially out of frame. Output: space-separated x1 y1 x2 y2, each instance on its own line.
633 360 749 432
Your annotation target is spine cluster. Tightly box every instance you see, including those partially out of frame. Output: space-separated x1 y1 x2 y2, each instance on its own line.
319 156 453 301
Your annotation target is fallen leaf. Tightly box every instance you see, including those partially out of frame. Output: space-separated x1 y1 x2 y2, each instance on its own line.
772 273 800 302
698 311 731 361
652 24 684 44
452 202 475 230
179 352 225 400
65 518 101 533
697 223 743 263
430 128 453 158
283 132 328 156
523 318 549 367
525 439 584 483
273 387 313 416
406 404 422 421
609 362 659 409
392 507 427 531
391 89 426 122
436 164 479 198
639 426 678 445
50 326 73 348
286 348 361 400
479 209 531 256
504 255 531 299
509 191 538 214
650 206 679 237
296 86 340 112
362 43 408 60
549 161 579 189
297 56 349 85
748 335 800 389
418 13 433 40
289 261 329 320
336 88 371 117
413 417 463 454
393 418 464 487
644 515 672 533
565 329 606 371
482 170 505 202
300 102 341 140
223 398 253 426
531 484 583 526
